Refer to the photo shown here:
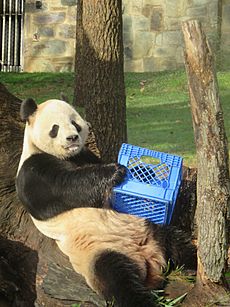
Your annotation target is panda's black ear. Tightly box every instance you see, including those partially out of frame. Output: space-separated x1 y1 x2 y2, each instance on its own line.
20 98 37 122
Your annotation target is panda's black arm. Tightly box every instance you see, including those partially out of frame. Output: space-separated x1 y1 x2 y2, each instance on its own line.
17 153 126 219
54 162 125 208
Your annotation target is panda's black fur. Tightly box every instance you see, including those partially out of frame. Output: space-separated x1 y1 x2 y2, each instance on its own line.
16 98 126 220
16 98 196 307
17 151 125 220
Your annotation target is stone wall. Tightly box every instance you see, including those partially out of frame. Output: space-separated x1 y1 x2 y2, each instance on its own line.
123 0 221 72
23 0 228 72
24 0 77 72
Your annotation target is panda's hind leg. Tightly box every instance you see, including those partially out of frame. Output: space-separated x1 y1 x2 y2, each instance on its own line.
93 250 157 307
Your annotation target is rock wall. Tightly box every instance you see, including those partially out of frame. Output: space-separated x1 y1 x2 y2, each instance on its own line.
123 0 221 72
23 0 228 72
24 0 76 72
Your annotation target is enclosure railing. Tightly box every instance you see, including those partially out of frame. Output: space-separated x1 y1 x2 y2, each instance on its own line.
0 0 24 72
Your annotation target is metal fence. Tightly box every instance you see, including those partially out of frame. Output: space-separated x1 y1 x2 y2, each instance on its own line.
0 0 24 72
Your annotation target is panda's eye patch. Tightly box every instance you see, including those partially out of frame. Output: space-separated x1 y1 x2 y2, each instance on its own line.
71 120 81 132
49 124 59 138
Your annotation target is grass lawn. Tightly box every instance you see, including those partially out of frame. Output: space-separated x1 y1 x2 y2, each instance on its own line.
1 70 230 167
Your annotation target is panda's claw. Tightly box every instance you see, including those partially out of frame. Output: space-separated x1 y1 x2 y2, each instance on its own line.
111 164 127 186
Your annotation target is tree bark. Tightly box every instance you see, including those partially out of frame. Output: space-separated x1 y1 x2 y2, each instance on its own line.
73 0 127 163
182 20 230 306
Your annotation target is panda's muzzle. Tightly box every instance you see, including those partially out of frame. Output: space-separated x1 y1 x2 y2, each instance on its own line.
64 134 81 152
66 134 79 142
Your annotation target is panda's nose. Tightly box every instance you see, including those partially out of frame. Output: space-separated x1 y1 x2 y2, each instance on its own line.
66 134 79 142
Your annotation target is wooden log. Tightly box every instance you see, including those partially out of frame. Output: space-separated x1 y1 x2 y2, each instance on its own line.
182 20 230 306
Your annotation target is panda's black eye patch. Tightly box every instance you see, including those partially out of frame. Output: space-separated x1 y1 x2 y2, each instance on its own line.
71 120 81 132
49 124 59 138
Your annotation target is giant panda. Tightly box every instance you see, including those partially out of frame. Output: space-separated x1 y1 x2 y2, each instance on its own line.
16 98 196 307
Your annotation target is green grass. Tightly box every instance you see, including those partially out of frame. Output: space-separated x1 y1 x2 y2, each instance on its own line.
1 70 230 167
125 71 195 165
0 72 74 103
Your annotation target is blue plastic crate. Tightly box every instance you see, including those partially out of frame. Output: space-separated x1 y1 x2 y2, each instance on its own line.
112 143 183 224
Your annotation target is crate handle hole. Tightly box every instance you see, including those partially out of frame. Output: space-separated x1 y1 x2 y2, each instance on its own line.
140 156 160 166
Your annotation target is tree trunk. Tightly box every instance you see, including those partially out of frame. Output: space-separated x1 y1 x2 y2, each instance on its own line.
73 0 127 163
182 20 230 306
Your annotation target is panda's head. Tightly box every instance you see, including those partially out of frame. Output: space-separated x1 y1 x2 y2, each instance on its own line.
20 98 89 159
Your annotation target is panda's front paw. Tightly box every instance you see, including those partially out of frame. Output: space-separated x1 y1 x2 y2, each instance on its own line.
103 164 127 208
111 164 127 186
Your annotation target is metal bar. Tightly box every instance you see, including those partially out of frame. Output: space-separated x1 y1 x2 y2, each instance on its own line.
0 5 2 71
0 0 24 72
14 0 17 68
19 0 24 71
1 0 6 71
11 7 14 68
7 0 12 70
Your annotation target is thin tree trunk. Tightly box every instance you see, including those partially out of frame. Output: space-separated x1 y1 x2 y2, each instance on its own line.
73 0 84 107
73 0 127 163
182 20 230 306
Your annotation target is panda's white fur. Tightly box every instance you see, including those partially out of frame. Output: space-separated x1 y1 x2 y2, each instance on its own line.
16 98 196 307
17 99 89 173
31 208 166 292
